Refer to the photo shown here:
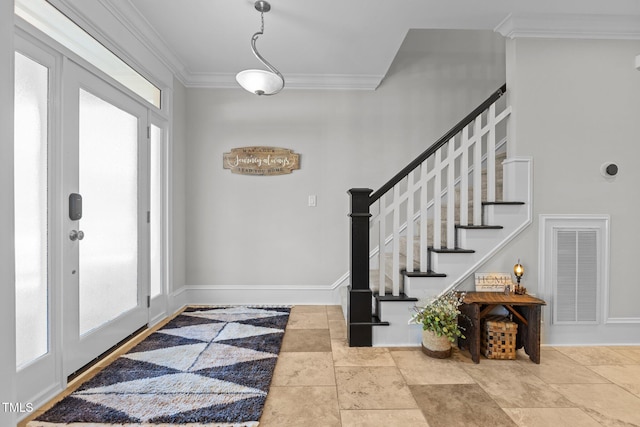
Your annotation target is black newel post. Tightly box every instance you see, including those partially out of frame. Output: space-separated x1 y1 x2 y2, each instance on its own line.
347 188 373 347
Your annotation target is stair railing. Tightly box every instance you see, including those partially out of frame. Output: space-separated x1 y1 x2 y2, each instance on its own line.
347 84 509 346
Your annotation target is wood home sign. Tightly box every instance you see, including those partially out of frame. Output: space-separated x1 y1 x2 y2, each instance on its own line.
223 146 300 176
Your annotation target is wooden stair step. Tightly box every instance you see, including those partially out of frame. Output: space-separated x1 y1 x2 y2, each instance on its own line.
455 225 503 230
402 269 447 278
374 292 418 302
428 247 475 254
482 201 525 206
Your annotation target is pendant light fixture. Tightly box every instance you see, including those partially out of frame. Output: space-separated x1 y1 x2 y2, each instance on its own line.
236 1 285 96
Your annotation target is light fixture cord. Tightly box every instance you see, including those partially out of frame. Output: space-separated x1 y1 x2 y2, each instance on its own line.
249 5 284 93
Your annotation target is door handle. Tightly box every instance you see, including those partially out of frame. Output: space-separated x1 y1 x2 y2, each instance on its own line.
69 230 85 241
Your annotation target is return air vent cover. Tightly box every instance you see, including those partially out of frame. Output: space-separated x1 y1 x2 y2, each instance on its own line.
554 229 598 324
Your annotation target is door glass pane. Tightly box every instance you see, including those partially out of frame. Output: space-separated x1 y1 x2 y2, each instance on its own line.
14 52 49 368
79 89 138 335
150 124 162 297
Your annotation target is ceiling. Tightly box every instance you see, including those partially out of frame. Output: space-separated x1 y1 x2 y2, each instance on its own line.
99 0 640 89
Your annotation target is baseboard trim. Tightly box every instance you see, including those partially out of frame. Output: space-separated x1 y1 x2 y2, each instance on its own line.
543 322 640 345
606 317 640 324
169 285 343 312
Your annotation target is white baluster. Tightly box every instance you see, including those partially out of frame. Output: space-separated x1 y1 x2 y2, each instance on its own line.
419 163 429 272
460 125 470 227
473 118 482 225
406 170 415 274
486 103 496 203
433 150 442 250
378 200 386 297
392 184 400 296
446 140 456 249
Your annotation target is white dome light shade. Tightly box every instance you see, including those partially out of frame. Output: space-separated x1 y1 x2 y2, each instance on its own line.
236 69 284 96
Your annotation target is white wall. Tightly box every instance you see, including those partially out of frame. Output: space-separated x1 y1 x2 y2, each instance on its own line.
183 30 505 302
475 37 640 343
1 1 17 425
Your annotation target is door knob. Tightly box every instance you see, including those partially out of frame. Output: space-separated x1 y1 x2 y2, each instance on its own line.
69 230 85 241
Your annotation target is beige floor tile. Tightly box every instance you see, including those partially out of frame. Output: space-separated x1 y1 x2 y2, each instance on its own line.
551 383 640 426
290 305 327 314
391 349 475 385
462 364 574 408
335 366 418 410
411 384 517 427
554 346 638 365
286 312 329 329
332 339 396 367
329 319 347 340
327 305 345 321
588 365 640 397
340 409 429 427
271 352 336 386
518 349 610 384
259 386 341 427
280 328 332 352
608 348 640 363
503 408 602 427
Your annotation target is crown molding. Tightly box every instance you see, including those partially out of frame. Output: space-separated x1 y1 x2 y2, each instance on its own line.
99 0 190 86
67 1 383 91
495 13 640 40
183 72 383 91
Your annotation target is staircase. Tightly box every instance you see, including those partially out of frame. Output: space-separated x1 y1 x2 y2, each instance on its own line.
346 85 532 347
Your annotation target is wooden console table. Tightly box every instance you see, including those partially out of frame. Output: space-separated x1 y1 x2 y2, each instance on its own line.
457 292 546 364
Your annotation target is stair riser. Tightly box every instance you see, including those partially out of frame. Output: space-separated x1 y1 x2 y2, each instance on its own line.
373 300 423 347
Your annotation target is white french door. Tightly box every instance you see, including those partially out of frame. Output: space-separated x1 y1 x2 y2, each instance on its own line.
61 59 149 376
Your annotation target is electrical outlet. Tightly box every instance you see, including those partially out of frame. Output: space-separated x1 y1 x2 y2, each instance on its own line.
308 195 317 207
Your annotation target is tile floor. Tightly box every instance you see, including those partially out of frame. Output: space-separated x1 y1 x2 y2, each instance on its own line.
261 305 640 427
20 305 640 427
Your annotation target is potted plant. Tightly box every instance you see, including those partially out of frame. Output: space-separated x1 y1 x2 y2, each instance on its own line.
409 290 466 358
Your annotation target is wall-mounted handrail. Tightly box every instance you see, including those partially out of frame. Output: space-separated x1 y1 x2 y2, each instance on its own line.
369 84 506 203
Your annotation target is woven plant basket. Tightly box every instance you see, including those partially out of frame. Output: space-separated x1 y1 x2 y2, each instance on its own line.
421 329 452 358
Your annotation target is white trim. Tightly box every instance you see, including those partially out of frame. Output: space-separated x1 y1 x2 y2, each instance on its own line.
539 215 611 331
636 55 640 71
605 317 640 324
48 0 173 90
84 1 386 90
0 0 16 423
495 13 640 40
184 72 383 91
169 285 342 313
97 0 189 87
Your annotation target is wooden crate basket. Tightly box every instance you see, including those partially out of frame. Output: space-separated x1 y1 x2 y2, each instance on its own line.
481 315 518 360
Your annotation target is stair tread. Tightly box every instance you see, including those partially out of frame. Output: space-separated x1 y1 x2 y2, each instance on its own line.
371 315 390 326
482 201 525 205
351 316 390 326
374 292 418 302
428 247 475 254
402 269 447 278
455 225 504 229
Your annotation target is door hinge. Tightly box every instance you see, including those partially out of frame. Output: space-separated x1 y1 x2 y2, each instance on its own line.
147 295 151 308
147 125 151 140
147 211 150 223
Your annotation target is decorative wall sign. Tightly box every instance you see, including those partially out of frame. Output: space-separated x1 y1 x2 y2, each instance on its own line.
474 273 513 292
223 146 300 176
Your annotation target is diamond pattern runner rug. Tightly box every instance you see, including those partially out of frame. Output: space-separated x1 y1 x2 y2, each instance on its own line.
29 306 291 427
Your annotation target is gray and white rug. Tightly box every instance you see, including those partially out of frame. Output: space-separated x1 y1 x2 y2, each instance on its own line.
30 306 290 426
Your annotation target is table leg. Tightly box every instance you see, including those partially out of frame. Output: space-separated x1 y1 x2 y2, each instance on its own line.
460 303 481 363
523 305 542 364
